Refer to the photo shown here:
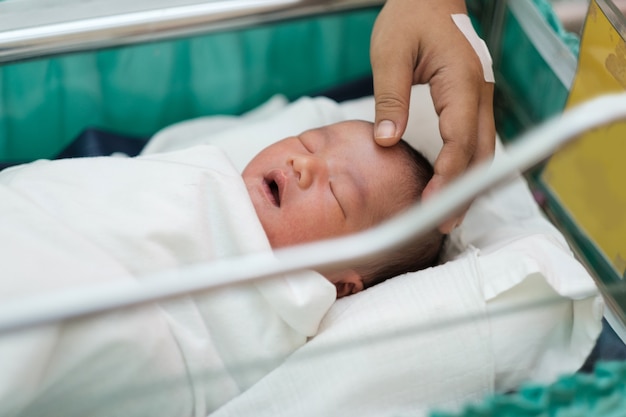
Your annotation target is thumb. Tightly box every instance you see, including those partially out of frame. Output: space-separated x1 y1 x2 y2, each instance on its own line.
373 90 410 147
371 48 413 147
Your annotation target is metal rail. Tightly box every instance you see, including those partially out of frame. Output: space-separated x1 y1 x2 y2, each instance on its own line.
1 91 625 334
0 0 384 63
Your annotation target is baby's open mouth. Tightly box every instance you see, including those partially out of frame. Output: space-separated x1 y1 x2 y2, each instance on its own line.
263 171 285 208
268 179 280 207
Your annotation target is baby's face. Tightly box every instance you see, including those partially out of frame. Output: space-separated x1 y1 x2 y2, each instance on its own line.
242 120 413 248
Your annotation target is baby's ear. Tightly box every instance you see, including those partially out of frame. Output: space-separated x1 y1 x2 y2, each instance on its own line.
332 269 364 299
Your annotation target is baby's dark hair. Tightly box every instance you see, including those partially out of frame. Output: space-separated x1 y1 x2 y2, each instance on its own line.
355 139 445 289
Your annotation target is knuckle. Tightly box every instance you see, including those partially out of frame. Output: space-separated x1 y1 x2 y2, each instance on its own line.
439 130 478 165
375 93 409 112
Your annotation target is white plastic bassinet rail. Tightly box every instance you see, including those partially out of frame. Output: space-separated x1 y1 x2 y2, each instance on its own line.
1 92 626 334
0 0 384 63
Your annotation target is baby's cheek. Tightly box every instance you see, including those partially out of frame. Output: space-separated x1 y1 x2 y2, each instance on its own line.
314 211 351 240
271 199 349 247
266 216 315 248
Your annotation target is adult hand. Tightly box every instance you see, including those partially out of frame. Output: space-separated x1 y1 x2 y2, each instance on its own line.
370 0 495 233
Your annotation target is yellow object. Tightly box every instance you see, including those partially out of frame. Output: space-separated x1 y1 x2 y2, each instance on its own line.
541 0 626 278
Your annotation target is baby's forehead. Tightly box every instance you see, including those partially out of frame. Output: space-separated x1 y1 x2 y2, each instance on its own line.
304 120 374 144
326 120 373 133
305 119 369 132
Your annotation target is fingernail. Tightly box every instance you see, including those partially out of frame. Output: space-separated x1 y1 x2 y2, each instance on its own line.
375 120 396 139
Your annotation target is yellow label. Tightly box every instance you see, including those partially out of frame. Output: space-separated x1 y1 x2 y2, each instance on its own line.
541 0 626 277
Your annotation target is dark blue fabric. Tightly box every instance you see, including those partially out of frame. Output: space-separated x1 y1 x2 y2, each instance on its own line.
56 128 147 159
0 128 147 171
581 318 626 372
316 75 374 102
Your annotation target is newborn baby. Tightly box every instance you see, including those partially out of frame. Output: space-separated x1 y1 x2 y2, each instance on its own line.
243 120 444 297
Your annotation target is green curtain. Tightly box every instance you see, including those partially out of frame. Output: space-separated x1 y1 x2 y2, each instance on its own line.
0 9 378 161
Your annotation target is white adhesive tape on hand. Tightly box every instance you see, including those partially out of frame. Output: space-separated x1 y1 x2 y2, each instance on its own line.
451 14 495 83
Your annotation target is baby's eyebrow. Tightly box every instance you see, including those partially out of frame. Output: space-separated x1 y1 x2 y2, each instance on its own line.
297 135 310 152
341 158 367 215
322 128 368 215
352 170 367 208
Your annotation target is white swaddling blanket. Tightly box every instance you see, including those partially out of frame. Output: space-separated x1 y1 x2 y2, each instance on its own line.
0 146 335 417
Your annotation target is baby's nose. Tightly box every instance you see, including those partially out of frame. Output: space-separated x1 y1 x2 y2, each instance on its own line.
291 154 327 189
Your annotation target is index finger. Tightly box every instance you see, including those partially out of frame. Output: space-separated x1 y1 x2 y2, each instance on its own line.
428 84 481 191
427 80 495 194
423 80 495 233
420 73 480 234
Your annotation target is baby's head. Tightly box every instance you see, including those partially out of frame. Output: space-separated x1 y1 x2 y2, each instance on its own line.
243 120 443 297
